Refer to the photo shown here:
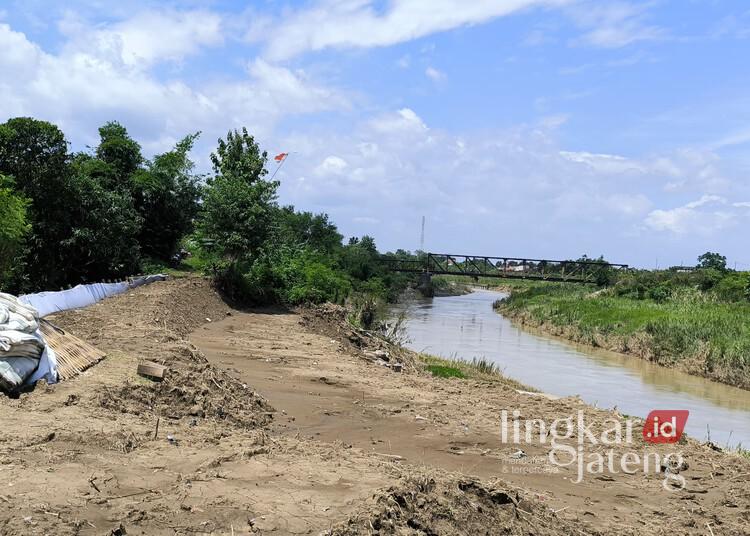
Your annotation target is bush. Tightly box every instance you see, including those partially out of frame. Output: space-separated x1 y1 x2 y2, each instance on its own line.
713 273 750 302
286 261 351 304
0 175 29 288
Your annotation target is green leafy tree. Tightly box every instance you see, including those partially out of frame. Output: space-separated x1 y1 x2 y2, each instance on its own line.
62 154 142 281
0 175 29 288
697 251 727 271
273 206 343 255
0 118 73 290
341 235 381 281
198 128 279 261
96 121 143 183
132 133 202 259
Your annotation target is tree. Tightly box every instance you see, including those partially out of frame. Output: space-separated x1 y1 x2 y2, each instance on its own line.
341 235 380 281
96 121 143 183
697 252 727 271
0 175 29 288
274 206 343 255
198 128 279 260
132 134 202 259
61 154 142 281
0 118 74 290
210 127 268 183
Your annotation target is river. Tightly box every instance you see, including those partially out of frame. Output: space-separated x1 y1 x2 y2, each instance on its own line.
391 289 750 448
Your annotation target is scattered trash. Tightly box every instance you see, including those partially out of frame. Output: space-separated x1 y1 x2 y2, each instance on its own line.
167 435 179 446
510 449 527 459
109 523 127 535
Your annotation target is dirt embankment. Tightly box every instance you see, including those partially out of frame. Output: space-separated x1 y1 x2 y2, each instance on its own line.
1 276 748 535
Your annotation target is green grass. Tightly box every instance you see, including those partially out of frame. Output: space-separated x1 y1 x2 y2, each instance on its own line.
418 353 535 390
426 364 467 379
496 282 750 388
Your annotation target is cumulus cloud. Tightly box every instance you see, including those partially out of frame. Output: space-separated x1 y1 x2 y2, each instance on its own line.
644 195 741 235
314 155 349 176
276 110 648 254
257 0 568 60
0 22 348 153
58 9 224 68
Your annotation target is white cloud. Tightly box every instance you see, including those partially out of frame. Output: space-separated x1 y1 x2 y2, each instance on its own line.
708 127 750 150
314 155 349 176
0 21 348 153
568 1 665 48
644 195 739 235
560 150 647 174
258 0 568 60
59 9 224 68
684 194 725 209
272 105 750 261
369 108 428 134
425 66 446 81
539 114 570 130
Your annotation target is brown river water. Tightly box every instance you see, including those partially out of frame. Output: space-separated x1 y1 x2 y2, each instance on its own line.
391 289 750 448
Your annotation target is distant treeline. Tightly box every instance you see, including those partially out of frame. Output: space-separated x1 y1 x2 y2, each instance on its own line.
0 118 413 315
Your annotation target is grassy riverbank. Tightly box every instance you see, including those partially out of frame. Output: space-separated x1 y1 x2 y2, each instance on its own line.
494 276 750 390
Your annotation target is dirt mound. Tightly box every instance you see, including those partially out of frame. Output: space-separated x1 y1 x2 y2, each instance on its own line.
50 276 230 345
50 275 273 429
299 304 419 370
330 474 598 536
98 362 272 428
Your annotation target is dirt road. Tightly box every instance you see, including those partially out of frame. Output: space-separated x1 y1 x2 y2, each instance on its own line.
0 276 747 535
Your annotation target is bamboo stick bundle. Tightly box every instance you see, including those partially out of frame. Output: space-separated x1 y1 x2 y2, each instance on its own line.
39 320 107 381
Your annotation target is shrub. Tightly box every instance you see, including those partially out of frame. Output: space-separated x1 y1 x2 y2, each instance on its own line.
713 273 750 302
286 261 351 304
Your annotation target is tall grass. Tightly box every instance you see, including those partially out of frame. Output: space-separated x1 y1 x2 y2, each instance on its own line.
496 282 750 388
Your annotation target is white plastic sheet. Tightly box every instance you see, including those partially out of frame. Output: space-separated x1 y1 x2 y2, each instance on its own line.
20 282 129 317
19 275 167 317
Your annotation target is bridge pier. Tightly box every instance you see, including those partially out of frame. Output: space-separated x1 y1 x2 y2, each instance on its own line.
416 272 434 297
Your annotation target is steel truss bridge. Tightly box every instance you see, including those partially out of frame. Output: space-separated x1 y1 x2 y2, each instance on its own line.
380 253 629 284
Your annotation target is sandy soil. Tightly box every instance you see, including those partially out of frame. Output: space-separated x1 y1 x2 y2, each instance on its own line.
1 276 748 535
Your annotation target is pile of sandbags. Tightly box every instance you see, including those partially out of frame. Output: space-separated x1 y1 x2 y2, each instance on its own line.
0 293 57 392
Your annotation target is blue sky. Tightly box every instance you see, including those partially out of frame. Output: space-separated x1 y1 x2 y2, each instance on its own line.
1 0 749 268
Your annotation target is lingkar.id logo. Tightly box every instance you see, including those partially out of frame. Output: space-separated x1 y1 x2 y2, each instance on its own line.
642 410 689 444
500 409 690 490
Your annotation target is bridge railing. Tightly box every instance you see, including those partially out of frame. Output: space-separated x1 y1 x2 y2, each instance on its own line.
380 253 629 283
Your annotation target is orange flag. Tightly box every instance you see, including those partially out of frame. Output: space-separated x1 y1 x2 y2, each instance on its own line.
274 152 288 162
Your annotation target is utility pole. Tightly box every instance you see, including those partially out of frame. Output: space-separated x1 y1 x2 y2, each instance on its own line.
420 216 425 252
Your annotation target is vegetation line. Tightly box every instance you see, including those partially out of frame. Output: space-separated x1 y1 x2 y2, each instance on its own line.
490 255 750 390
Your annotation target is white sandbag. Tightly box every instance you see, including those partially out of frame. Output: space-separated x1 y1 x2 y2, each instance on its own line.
27 341 57 384
0 294 55 390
